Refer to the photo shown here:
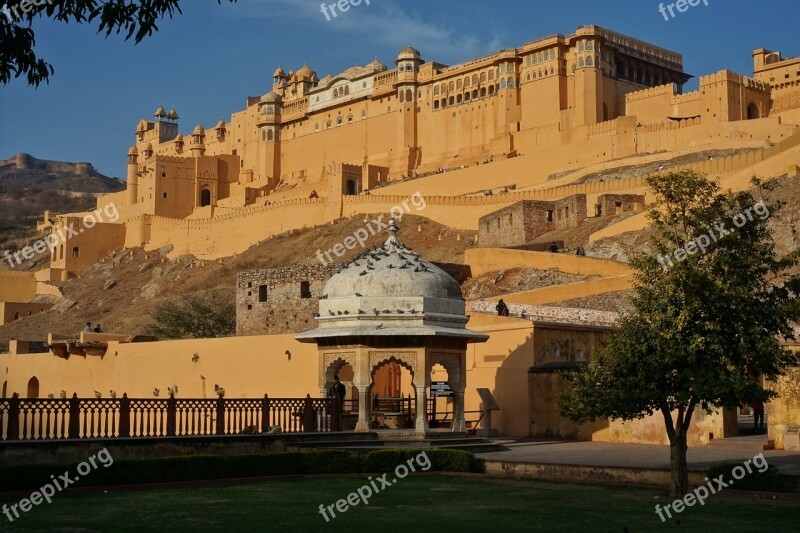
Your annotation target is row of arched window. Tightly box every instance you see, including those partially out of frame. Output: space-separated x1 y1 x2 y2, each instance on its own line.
51 244 79 260
433 71 496 97
432 85 496 110
527 49 556 65
332 85 350 98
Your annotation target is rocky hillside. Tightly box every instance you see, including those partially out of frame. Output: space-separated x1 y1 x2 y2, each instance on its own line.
0 154 124 246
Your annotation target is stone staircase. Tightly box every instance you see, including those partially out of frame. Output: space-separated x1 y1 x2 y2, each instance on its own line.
288 431 503 453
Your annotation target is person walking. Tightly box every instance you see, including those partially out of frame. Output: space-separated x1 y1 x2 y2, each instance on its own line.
751 400 765 433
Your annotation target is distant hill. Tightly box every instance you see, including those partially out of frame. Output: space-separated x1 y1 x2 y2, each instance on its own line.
0 153 125 244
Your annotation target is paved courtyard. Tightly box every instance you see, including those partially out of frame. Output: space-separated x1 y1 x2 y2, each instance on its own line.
478 438 800 476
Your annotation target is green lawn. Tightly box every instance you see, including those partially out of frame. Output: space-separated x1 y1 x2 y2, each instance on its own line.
1 475 797 532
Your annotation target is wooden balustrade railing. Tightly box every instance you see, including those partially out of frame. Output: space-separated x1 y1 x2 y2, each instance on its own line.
0 393 339 442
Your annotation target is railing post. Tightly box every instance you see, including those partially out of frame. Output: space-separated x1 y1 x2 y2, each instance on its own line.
215 396 225 435
303 394 314 433
68 393 80 439
166 393 177 437
7 393 20 441
119 394 131 438
262 394 270 432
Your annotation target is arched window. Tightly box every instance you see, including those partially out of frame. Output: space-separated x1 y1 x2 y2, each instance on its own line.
480 72 487 83
26 377 39 399
1 380 6 398
326 119 332 128
361 110 367 119
526 73 531 81
448 96 455 106
747 103 760 120
500 79 507 89
337 116 343 126
456 79 462 90
472 74 478 85
448 81 454 91
472 90 478 99
441 98 447 108
488 70 495 81
267 129 274 141
405 89 412 102
464 77 470 88
72 246 79 258
549 49 555 59
346 179 357 195
507 77 515 88
488 85 495 96
399 90 405 103
538 69 542 77
464 93 470 102
480 87 487 97
434 86 439 96
434 101 440 110
200 189 212 207
550 66 555 75
456 94 463 104
578 41 585 52
441 83 447 94
578 57 585 68
59 245 64 260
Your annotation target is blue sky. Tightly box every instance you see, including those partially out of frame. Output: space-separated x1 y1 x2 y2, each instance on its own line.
1 0 798 178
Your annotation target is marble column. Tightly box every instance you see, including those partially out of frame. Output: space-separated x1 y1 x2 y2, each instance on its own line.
354 385 371 432
414 385 429 433
452 386 466 433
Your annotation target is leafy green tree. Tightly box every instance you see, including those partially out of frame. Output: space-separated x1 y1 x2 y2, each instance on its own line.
1 0 236 86
560 171 800 497
145 295 236 339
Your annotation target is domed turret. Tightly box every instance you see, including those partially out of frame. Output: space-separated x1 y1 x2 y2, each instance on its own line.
192 124 205 136
273 66 286 78
154 106 167 118
367 58 388 72
296 219 487 343
397 45 421 62
297 63 317 80
261 91 282 104
167 107 179 120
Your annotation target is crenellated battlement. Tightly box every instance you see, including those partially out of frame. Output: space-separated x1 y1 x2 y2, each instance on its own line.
623 84 675 103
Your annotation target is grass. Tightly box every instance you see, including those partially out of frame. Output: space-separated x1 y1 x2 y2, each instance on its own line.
1 475 798 532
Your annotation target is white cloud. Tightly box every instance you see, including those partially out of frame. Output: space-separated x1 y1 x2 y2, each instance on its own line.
235 0 499 65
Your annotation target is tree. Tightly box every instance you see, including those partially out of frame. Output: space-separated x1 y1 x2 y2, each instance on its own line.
1 0 236 86
145 295 236 339
560 171 800 497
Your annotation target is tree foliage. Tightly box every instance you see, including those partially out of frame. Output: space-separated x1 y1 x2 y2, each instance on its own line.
145 294 236 340
560 171 800 496
1 0 236 86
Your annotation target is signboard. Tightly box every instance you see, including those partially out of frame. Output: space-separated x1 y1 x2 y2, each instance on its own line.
476 388 500 411
430 381 453 397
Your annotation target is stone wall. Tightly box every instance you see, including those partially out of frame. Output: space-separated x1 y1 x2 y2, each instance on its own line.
236 263 342 335
553 194 587 229
595 193 645 217
237 261 472 335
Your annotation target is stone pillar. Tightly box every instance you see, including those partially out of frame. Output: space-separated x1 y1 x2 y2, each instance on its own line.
452 386 466 433
355 385 371 432
414 385 429 433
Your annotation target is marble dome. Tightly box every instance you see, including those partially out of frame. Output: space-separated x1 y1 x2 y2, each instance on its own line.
296 219 487 343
